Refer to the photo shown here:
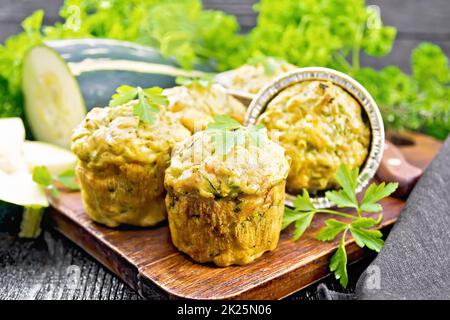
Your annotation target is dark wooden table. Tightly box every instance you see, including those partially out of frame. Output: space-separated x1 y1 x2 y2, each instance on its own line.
0 0 448 300
0 227 375 300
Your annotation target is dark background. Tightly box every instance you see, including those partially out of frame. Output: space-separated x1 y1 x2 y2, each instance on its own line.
0 0 449 300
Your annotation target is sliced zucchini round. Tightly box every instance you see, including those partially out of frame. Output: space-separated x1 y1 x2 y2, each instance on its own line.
23 140 77 176
0 170 48 207
22 45 86 149
46 39 210 110
0 118 26 174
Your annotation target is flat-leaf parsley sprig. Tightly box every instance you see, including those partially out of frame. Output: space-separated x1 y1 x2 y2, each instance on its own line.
283 164 398 288
109 85 168 124
32 166 80 198
205 115 267 155
175 74 215 88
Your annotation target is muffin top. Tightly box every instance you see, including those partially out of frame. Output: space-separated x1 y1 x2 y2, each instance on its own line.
221 58 297 94
165 127 290 198
164 83 246 133
258 80 370 193
71 101 191 168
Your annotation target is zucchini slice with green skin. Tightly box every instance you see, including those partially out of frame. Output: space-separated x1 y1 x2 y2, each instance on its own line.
19 206 45 238
0 118 51 238
0 117 47 210
22 39 210 148
0 118 26 173
46 39 208 110
22 45 86 149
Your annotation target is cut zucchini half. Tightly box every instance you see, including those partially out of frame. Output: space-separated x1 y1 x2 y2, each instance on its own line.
23 140 77 176
0 170 48 207
22 45 86 149
0 118 26 174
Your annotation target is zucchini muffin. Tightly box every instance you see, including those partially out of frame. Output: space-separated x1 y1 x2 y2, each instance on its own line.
164 84 246 133
71 101 191 227
164 128 290 266
258 80 371 194
221 58 296 94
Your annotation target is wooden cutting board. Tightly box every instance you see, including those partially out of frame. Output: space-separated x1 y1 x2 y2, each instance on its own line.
48 131 441 300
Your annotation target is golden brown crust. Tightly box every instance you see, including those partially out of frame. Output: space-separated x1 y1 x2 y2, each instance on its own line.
72 103 191 227
71 103 191 168
164 130 290 198
77 159 167 227
164 84 246 133
166 182 286 266
223 61 297 94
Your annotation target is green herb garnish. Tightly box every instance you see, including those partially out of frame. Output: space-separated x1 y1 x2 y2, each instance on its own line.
55 169 81 190
109 85 168 124
283 164 398 288
175 74 215 88
205 115 267 155
32 166 80 198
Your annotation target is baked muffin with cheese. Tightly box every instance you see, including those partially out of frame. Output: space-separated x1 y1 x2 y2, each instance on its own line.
219 57 297 94
71 101 191 227
164 83 246 133
258 80 371 194
164 125 290 266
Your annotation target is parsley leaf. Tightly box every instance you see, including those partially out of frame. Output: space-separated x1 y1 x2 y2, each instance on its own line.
32 166 52 186
175 74 215 88
282 208 315 240
292 189 315 212
350 216 381 229
284 164 398 288
330 233 349 288
206 116 268 155
360 182 399 212
207 115 241 131
282 207 302 230
135 88 160 124
349 218 384 252
32 166 80 198
109 85 167 124
316 219 348 241
293 213 315 240
282 190 316 238
325 164 359 209
32 166 60 198
142 87 169 106
54 169 80 190
108 85 138 107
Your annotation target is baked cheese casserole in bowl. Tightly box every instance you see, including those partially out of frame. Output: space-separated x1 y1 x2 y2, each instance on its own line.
245 67 384 208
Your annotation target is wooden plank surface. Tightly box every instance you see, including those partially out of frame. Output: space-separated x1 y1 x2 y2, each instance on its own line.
49 191 404 300
0 134 442 301
45 131 440 300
